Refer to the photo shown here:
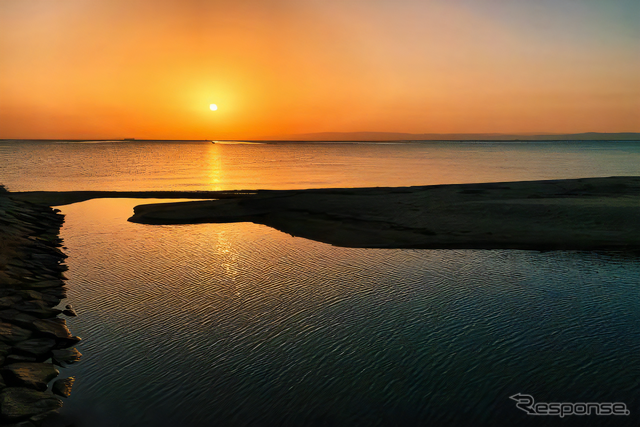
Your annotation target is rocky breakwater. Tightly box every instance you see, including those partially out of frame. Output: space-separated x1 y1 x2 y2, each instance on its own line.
0 189 80 427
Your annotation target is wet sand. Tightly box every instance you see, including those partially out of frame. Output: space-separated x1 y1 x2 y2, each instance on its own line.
11 177 640 251
10 190 255 207
125 176 640 251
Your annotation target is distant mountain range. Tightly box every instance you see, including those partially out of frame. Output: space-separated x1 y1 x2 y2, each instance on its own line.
276 132 640 141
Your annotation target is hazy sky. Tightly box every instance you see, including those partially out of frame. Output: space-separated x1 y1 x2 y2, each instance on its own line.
1 0 638 139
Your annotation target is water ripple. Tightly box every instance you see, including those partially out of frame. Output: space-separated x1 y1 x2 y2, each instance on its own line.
53 199 640 426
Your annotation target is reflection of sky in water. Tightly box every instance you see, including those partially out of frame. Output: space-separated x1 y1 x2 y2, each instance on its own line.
56 199 640 426
2 140 640 192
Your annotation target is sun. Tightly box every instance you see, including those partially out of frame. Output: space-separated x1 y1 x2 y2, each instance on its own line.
209 104 218 111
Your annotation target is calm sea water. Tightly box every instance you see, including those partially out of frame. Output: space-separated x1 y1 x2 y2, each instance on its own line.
1 140 639 426
2 140 640 191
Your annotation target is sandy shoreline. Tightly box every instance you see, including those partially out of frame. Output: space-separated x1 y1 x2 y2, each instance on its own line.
10 190 256 207
10 176 640 251
123 176 640 251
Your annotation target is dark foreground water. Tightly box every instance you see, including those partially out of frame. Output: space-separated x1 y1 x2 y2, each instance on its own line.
55 199 640 426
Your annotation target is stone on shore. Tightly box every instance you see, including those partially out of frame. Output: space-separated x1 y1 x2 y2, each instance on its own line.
1 193 78 420
30 319 71 340
61 308 77 317
52 377 74 398
0 311 38 330
51 348 82 366
13 301 62 319
0 387 62 422
40 287 67 299
0 297 23 310
0 342 12 358
0 323 32 344
15 291 60 307
1 363 59 391
4 419 37 427
0 272 20 286
57 335 81 349
13 339 57 357
20 279 65 290
5 355 37 365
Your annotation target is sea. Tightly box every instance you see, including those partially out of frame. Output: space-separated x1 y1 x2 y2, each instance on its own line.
1 140 639 426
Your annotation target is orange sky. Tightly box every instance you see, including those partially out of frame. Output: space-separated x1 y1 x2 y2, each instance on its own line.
1 0 638 139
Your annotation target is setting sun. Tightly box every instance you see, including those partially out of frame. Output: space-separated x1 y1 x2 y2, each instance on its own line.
1 0 638 140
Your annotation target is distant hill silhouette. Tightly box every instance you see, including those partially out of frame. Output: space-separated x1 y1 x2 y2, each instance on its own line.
276 132 640 141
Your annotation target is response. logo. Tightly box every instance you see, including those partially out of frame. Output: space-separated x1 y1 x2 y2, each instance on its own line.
510 394 630 417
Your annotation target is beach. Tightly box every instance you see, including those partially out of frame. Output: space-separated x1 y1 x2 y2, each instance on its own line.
116 176 640 251
10 177 640 252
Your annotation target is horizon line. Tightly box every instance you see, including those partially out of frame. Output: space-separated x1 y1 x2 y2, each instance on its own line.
2 131 640 143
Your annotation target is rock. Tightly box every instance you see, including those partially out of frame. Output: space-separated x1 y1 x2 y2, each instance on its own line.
15 291 60 307
62 308 77 317
51 377 74 398
54 263 68 272
13 301 62 319
0 296 23 309
0 387 62 422
0 272 21 286
55 335 81 349
30 254 57 263
0 290 18 298
40 288 67 299
7 259 26 268
51 348 82 366
5 355 37 364
21 280 64 289
1 363 59 391
0 341 12 357
30 319 71 340
0 311 38 330
13 339 57 357
33 274 58 281
29 409 59 424
4 419 36 427
0 323 32 343
6 268 32 278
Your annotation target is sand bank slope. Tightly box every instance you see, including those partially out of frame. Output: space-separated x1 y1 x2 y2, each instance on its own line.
127 177 640 251
10 191 255 206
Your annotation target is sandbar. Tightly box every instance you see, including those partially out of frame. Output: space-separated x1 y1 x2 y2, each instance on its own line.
10 177 640 251
124 177 640 251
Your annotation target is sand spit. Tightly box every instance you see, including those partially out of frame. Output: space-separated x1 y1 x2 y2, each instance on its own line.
126 177 640 251
0 193 80 426
11 191 256 207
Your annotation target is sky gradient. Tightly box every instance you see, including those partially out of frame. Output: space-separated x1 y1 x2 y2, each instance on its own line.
1 0 638 139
